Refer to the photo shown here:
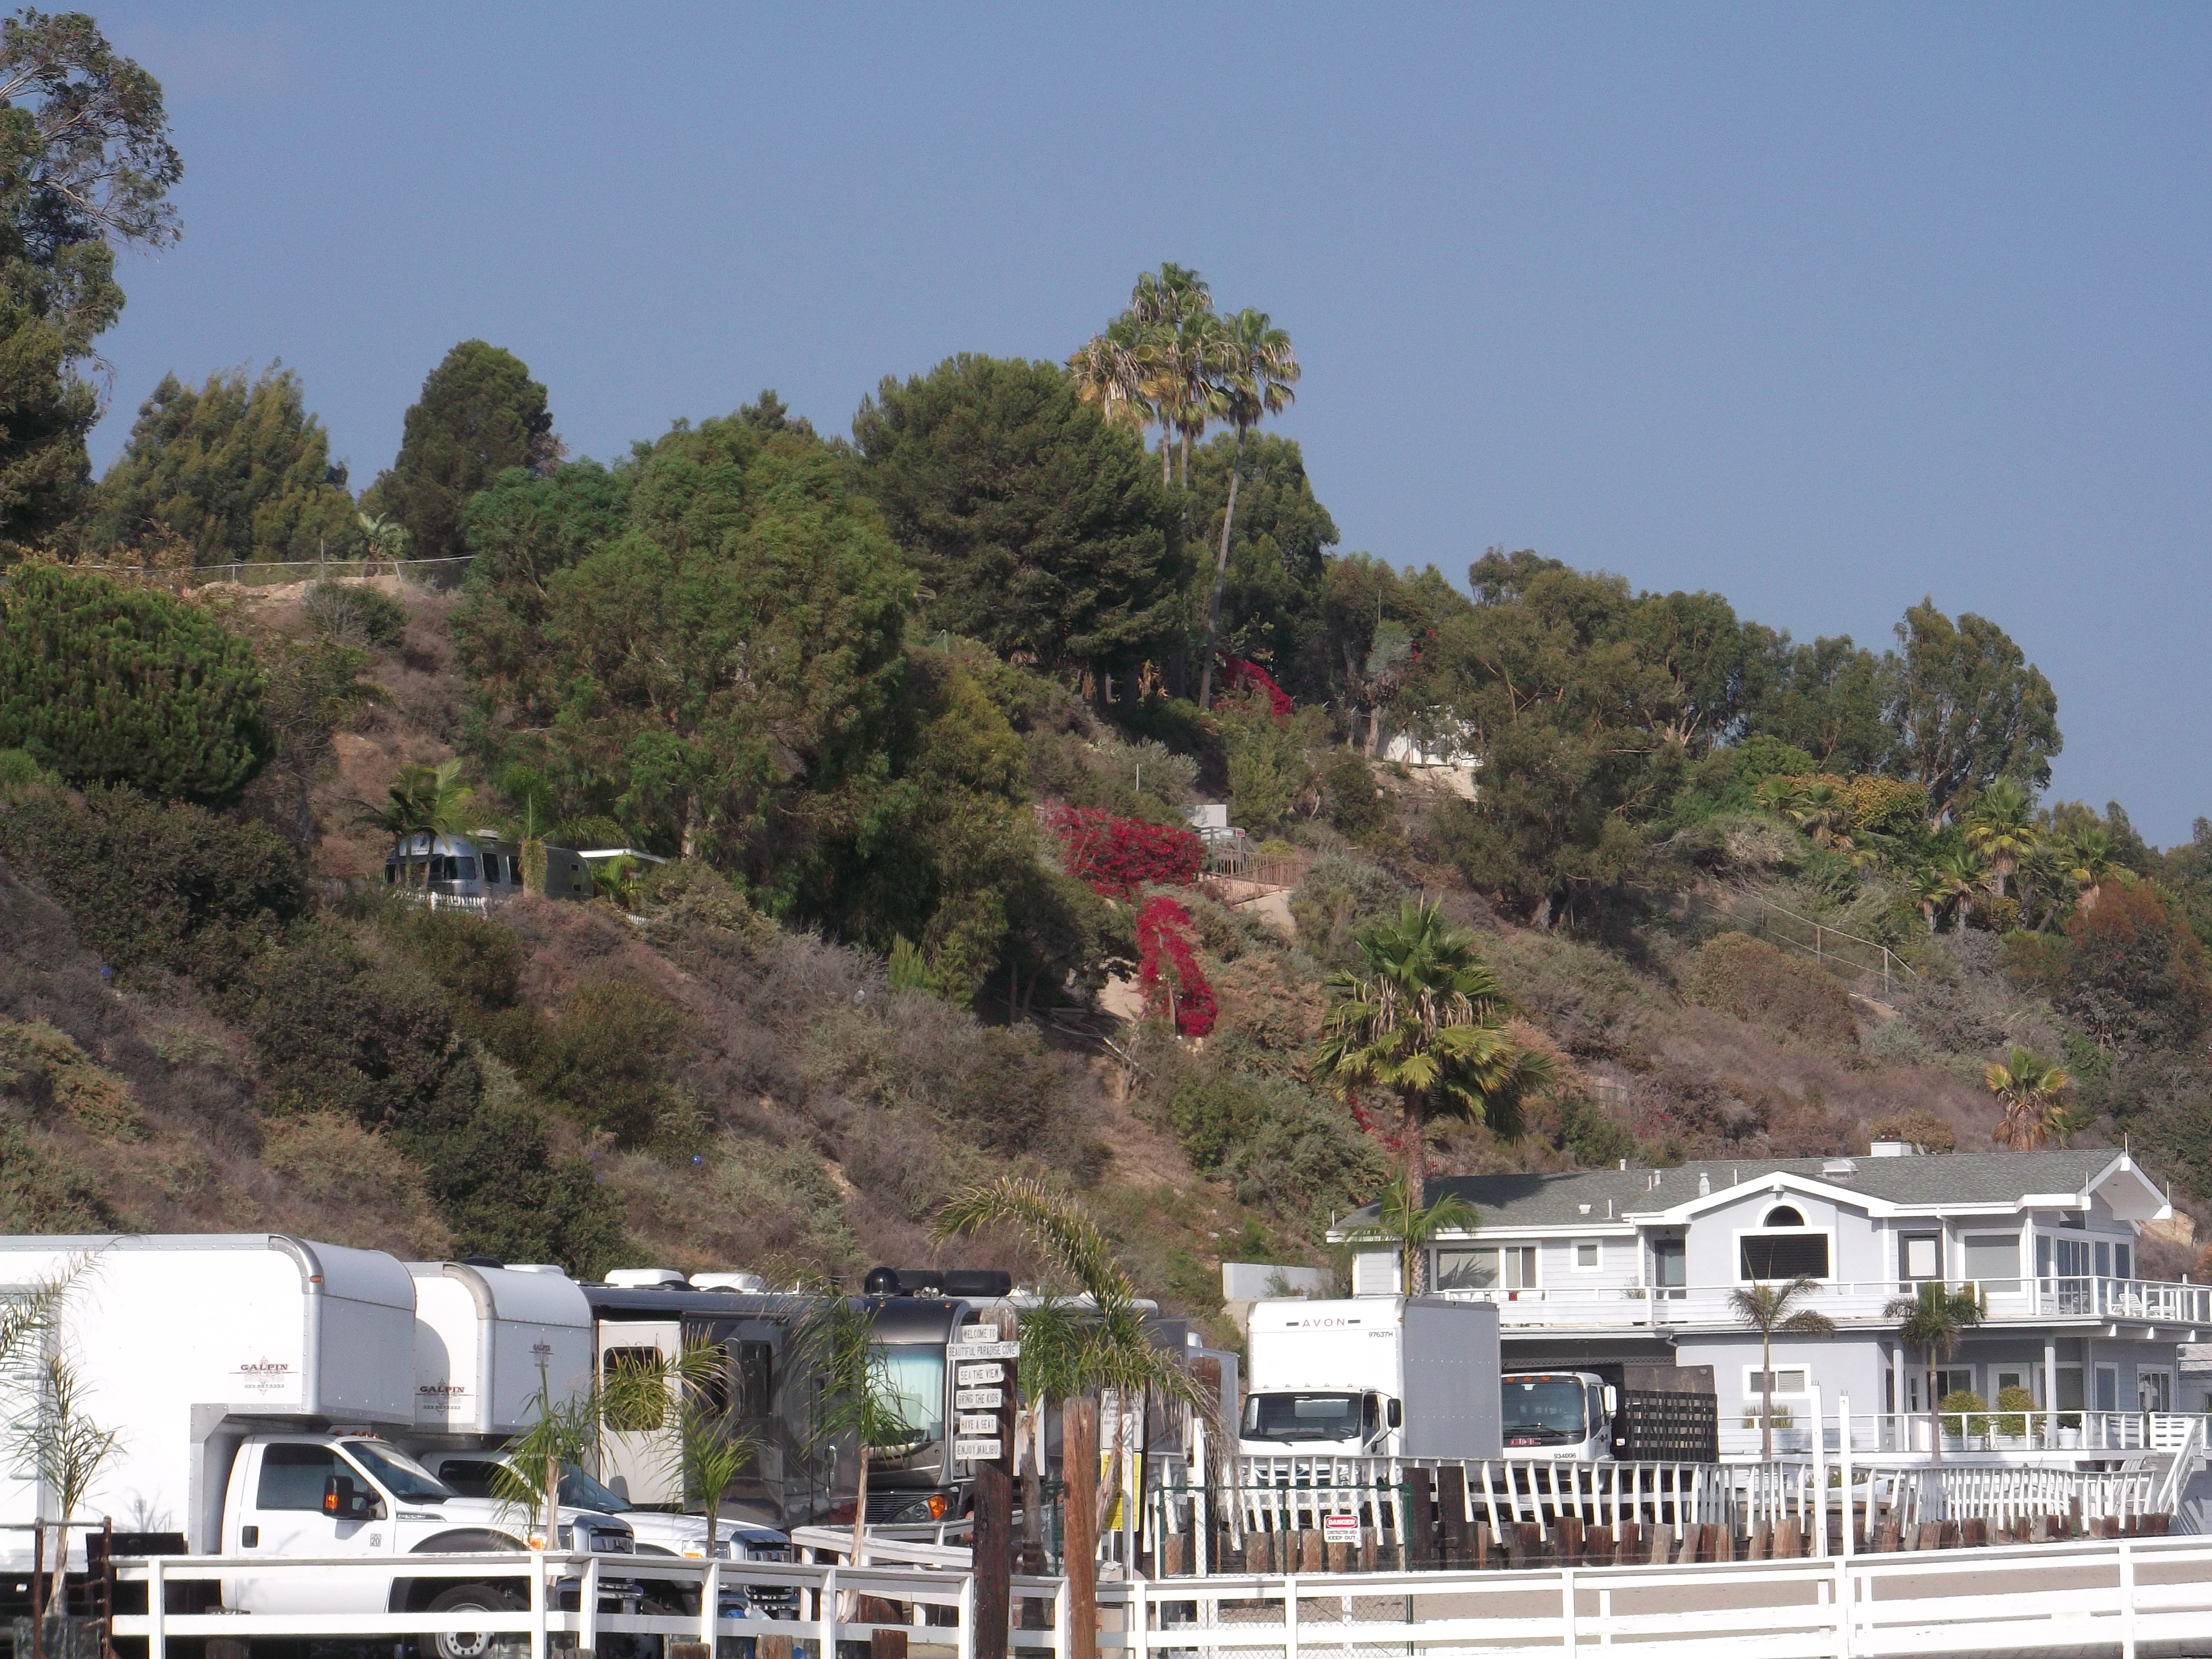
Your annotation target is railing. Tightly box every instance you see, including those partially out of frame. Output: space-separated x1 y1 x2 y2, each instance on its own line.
1437 1274 2212 1328
1818 1410 2208 1458
112 1546 989 1659
67 554 477 590
1089 1534 2212 1659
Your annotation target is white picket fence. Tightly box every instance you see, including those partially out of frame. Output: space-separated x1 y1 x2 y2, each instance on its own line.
106 1534 2212 1659
1086 1534 2212 1659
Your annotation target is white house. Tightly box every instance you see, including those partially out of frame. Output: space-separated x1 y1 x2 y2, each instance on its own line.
1331 1145 2197 1454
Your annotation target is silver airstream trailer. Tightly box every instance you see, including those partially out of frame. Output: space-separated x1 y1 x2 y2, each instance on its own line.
384 832 595 905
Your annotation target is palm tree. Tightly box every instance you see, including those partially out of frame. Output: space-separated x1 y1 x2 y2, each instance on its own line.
1984 1046 2076 1150
1194 308 1299 710
1727 1276 1835 1460
2064 826 2129 912
1067 315 1158 446
356 758 476 887
1342 1175 1480 1298
1883 1281 1981 1465
1964 779 2038 899
1786 780 1852 850
790 1282 917 1572
1127 264 1218 485
1926 845 1986 930
933 1177 1201 1638
1313 901 1553 1286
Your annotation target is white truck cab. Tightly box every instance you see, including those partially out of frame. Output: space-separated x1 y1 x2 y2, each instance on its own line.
1501 1373 1616 1460
1239 1297 1501 1460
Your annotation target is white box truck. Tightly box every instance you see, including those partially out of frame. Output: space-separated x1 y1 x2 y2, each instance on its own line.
1239 1297 1500 1459
0 1235 636 1637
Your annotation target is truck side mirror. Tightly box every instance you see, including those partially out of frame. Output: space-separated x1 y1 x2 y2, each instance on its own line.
1603 1386 1618 1416
1386 1399 1403 1428
323 1474 373 1520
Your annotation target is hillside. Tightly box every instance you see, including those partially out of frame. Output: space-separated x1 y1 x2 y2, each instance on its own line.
6 547 2209 1342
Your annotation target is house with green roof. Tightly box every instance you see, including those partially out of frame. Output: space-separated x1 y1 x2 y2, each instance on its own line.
1329 1142 2201 1456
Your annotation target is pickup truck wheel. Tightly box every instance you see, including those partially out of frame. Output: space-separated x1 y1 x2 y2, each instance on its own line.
425 1584 526 1659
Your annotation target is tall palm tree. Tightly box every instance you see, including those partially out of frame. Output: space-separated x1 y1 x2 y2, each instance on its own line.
1313 901 1552 1286
1984 1046 2076 1150
1127 264 1217 485
1926 845 1987 931
1194 308 1299 710
1067 315 1158 446
1882 1281 1981 1465
1727 1275 1835 1460
2064 826 2128 912
1964 779 2038 899
1342 1176 1481 1298
933 1179 1200 1648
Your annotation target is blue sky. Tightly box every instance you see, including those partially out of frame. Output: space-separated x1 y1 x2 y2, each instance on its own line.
88 4 2212 844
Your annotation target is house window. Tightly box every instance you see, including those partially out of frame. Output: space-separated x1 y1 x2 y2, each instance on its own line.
1745 1367 1809 1398
1901 1234 1941 1281
1763 1206 1804 1227
2140 1371 2171 1413
1436 1245 1537 1291
1573 1241 1601 1271
1962 1233 2018 1286
2095 1242 2110 1278
1741 1232 1830 1281
2095 1365 2119 1413
2115 1242 2133 1280
1933 1367 1975 1400
1651 1237 1686 1294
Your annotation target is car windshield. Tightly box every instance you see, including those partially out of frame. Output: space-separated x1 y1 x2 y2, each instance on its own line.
1503 1378 1588 1443
875 1347 946 1445
345 1440 458 1503
1242 1392 1362 1442
557 1464 631 1514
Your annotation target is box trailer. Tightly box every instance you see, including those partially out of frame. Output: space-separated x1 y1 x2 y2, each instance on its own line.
1240 1297 1501 1459
406 1261 596 1438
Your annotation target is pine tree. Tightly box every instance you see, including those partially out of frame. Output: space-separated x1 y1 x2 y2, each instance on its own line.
362 340 558 560
0 564 269 802
80 365 361 563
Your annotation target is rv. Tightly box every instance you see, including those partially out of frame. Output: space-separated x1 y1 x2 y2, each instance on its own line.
0 1235 635 1629
383 832 594 903
1240 1297 1502 1460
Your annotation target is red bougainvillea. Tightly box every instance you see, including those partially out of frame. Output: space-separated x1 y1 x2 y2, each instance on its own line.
1136 896 1216 1037
1218 657 1293 721
1045 804 1203 899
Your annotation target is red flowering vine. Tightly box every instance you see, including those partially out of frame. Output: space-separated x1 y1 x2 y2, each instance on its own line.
1136 896 1216 1037
1218 657 1293 721
1045 804 1203 899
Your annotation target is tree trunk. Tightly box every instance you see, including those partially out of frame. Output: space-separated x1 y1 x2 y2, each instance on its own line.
1927 1361 1943 1468
1161 432 1172 489
1403 1089 1429 1294
851 1445 872 1566
1062 1397 1098 1659
1760 1331 1774 1461
1195 429 1246 711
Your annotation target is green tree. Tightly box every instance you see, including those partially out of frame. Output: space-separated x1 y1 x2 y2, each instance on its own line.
1312 900 1553 1251
0 11 182 552
1883 600 2060 826
1983 1046 2075 1150
363 340 557 560
1882 1281 1981 1464
2056 880 2212 1056
355 758 474 887
1745 633 1892 775
0 564 269 803
1182 433 1338 700
852 354 1184 677
1128 262 1219 486
79 364 362 563
1195 308 1299 710
1726 1275 1834 1460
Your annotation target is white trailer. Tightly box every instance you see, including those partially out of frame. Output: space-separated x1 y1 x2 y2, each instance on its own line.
407 1261 596 1438
1240 1296 1501 1459
0 1234 636 1639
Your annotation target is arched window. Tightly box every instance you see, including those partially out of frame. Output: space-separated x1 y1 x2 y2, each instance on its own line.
1763 1205 1805 1228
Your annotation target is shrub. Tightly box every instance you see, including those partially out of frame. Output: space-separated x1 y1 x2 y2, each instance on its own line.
1322 749 1384 838
1867 1108 1957 1153
390 907 524 1021
0 1018 142 1142
1290 853 1403 967
259 1111 453 1257
711 1138 863 1274
1685 932 1859 1049
1843 776 1928 839
0 787 305 986
503 977 694 1148
2058 881 2212 1054
301 580 408 650
409 1094 628 1277
1045 804 1202 898
1137 896 1215 1037
1938 1389 1988 1438
0 1119 112 1229
1552 1095 1635 1168
1221 699 1323 830
1733 736 1817 784
0 565 271 803
1993 1384 2035 1438
1164 1069 1384 1223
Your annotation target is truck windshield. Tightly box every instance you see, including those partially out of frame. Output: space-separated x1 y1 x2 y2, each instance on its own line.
557 1464 631 1514
1502 1378 1589 1444
1242 1392 1362 1442
345 1440 458 1503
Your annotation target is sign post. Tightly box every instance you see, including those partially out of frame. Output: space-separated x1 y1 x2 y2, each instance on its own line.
949 1324 1021 1659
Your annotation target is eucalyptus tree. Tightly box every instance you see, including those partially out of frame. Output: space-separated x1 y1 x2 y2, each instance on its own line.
1195 309 1299 709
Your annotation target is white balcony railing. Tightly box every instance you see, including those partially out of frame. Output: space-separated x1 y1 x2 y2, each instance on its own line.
1437 1276 2212 1329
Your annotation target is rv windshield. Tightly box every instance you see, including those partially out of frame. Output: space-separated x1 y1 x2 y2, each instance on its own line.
875 1347 945 1445
1502 1377 1589 1445
345 1440 458 1503
1242 1392 1362 1443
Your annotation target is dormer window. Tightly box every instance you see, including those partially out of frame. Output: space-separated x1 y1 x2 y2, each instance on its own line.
1763 1206 1805 1228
